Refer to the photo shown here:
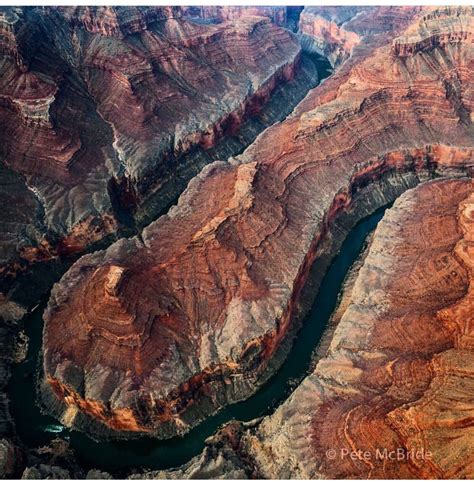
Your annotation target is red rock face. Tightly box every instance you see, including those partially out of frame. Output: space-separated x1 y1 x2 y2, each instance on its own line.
183 6 288 27
0 6 301 302
42 6 474 440
298 6 366 66
56 6 185 37
298 6 423 66
392 6 474 57
246 178 474 479
74 13 299 188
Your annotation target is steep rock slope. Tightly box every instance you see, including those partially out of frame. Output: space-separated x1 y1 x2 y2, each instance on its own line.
183 6 288 26
42 6 474 441
242 178 474 479
298 6 368 66
298 6 423 67
0 6 301 309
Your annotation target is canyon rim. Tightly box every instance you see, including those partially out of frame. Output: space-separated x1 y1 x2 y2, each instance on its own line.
0 3 473 480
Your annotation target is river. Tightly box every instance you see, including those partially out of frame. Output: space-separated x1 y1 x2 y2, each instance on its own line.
9 205 388 474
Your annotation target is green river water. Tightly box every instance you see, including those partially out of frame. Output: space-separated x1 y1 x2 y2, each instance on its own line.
9 206 388 474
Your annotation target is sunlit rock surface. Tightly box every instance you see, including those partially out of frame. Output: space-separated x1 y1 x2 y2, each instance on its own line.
298 6 367 66
0 6 307 474
243 178 474 479
42 6 474 441
0 6 301 306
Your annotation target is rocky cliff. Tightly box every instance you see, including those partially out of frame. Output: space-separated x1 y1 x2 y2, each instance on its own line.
183 6 288 27
298 6 424 67
42 5 474 445
298 6 367 66
0 6 302 313
239 178 474 479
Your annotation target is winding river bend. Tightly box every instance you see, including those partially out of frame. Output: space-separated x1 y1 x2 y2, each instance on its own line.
9 205 389 473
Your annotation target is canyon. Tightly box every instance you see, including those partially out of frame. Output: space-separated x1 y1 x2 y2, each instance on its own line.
42 3 474 440
0 5 310 316
0 5 329 477
153 178 473 479
239 178 474 479
1 4 473 480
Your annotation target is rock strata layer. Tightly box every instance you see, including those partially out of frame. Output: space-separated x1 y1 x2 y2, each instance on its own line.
0 6 302 308
298 6 367 66
238 178 474 479
43 5 474 441
183 6 288 27
297 6 423 67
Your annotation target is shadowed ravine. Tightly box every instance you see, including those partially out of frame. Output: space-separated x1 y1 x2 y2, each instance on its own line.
8 204 389 474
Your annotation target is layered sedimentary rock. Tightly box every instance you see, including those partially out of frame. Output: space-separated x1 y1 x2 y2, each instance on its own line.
0 7 309 477
393 6 474 57
298 6 423 67
56 6 184 36
43 5 474 442
140 179 474 480
242 178 474 479
298 6 367 66
0 6 302 309
183 6 287 27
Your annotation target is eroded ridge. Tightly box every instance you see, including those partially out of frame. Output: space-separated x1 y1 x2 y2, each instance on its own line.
0 6 301 290
298 6 422 67
43 6 474 439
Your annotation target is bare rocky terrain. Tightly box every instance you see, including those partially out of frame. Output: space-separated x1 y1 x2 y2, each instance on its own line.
0 5 473 479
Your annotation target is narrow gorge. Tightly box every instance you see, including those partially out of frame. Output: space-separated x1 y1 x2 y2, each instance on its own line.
0 5 473 480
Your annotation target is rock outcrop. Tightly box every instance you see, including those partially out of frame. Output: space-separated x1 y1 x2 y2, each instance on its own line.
42 5 474 443
240 178 474 479
0 438 18 478
393 6 474 57
0 6 303 311
137 178 474 480
183 6 288 27
298 6 367 66
298 6 423 67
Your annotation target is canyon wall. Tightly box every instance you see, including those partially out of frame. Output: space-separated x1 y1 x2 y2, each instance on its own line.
298 6 367 66
0 6 302 313
298 6 424 67
240 178 474 479
183 6 288 26
42 5 474 444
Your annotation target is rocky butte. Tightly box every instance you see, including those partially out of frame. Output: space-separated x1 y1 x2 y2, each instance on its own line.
41 4 474 460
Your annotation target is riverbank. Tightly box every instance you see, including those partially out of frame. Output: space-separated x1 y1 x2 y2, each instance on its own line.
9 201 389 477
